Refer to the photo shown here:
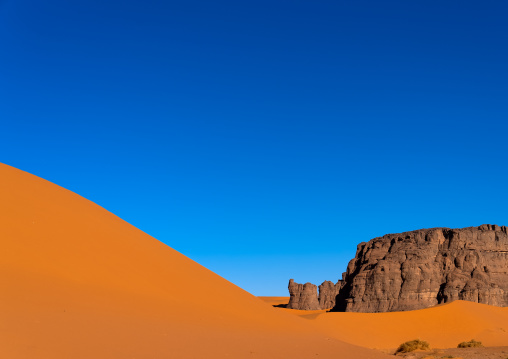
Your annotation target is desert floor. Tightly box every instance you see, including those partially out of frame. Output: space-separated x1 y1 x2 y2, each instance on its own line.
260 296 508 358
393 346 508 359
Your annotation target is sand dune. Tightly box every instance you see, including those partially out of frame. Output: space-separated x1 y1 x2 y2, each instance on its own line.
0 163 389 359
274 298 508 350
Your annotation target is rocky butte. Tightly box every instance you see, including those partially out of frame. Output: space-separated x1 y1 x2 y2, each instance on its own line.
288 224 508 312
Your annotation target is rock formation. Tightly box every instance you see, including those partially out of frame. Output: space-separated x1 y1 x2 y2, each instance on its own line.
287 279 342 310
288 225 508 313
287 279 321 310
318 280 342 309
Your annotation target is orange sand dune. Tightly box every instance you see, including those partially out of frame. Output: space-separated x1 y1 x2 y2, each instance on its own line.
0 163 389 359
302 300 508 350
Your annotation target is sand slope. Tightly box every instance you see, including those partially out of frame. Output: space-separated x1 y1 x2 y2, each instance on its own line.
0 163 389 359
283 300 508 350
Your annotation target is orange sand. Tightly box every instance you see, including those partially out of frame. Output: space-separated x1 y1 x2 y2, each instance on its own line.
0 163 389 359
257 296 289 306
284 300 508 350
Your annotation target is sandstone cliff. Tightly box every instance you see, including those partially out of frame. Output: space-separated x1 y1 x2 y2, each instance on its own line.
288 225 508 313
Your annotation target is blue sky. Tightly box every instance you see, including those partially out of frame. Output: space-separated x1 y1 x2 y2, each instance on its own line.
1 0 507 295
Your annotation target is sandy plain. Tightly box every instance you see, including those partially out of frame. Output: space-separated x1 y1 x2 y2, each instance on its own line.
260 297 508 358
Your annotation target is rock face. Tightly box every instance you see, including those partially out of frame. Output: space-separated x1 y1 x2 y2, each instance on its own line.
287 279 342 310
338 224 508 312
288 225 508 312
287 279 321 310
318 280 342 309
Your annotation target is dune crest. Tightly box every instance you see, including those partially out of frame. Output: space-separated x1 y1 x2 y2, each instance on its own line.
0 163 389 359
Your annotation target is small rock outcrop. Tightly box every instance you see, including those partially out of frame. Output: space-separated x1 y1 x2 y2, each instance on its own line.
287 279 320 310
287 279 342 310
288 225 508 313
318 280 342 309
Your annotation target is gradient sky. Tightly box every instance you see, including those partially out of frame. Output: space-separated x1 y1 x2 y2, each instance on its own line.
1 0 507 295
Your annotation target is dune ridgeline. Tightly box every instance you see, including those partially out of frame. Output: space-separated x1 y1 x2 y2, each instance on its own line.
0 163 390 359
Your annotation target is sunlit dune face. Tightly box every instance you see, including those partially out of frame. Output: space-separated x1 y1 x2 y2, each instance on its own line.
0 163 390 359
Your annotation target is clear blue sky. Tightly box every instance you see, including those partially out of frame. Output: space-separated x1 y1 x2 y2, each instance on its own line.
1 0 507 295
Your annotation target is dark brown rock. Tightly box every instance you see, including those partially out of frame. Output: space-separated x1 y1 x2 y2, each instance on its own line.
287 279 320 310
336 224 508 312
318 280 341 309
287 279 342 310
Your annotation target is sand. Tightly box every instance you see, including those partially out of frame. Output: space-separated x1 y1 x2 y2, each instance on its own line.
0 163 390 359
256 296 289 307
261 297 508 351
312 300 508 350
